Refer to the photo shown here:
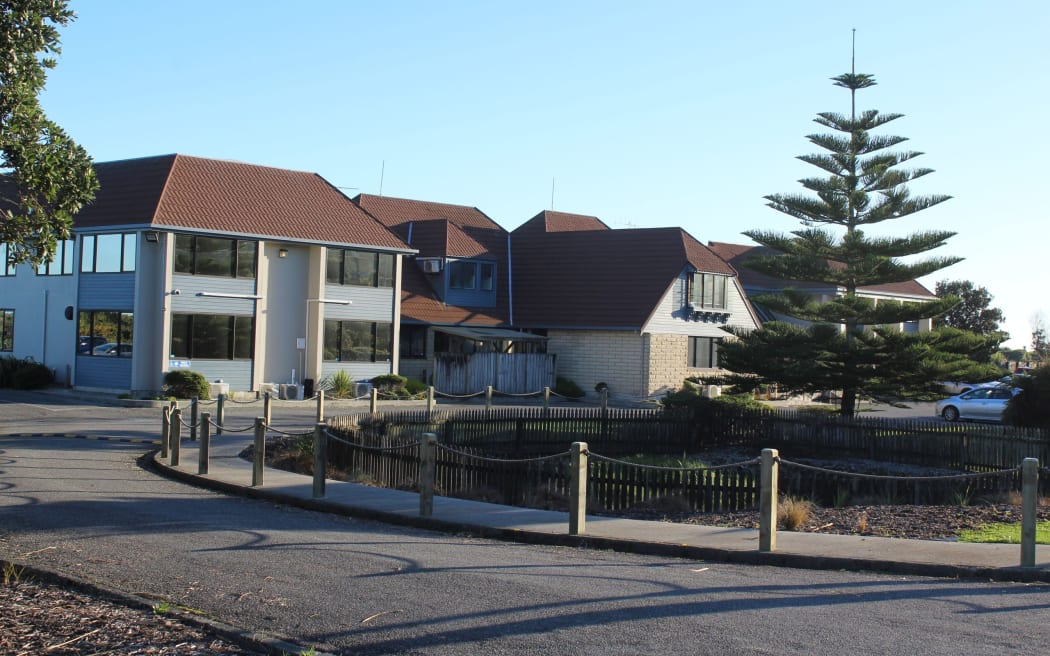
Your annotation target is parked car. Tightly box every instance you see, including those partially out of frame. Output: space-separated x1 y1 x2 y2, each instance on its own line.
77 335 107 353
91 343 133 357
936 386 1017 422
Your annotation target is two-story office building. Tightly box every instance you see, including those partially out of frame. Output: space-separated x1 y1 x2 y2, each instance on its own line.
0 154 413 397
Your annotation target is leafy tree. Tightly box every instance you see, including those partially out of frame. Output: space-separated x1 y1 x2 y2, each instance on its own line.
1003 364 1050 429
933 280 1007 362
1 0 97 266
1032 313 1049 360
719 67 990 415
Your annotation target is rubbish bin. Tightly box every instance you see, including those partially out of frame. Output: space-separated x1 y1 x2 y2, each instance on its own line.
304 378 315 398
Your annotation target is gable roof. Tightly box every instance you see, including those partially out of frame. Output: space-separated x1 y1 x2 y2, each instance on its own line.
708 241 936 299
511 223 735 329
73 154 410 251
352 193 510 326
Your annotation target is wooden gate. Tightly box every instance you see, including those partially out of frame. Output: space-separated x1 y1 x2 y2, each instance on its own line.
434 352 556 394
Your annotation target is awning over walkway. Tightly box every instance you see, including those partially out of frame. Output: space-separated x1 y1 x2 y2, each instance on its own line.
431 326 548 342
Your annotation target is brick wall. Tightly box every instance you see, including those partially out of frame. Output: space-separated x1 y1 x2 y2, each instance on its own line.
645 333 722 398
547 330 645 398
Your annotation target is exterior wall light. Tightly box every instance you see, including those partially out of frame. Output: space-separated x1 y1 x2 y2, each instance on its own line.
144 231 159 243
278 248 289 258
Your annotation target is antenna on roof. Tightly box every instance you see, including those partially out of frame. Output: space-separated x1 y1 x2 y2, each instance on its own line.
379 160 385 197
550 176 555 210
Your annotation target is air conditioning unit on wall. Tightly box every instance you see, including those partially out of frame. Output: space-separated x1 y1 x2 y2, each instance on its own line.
420 258 442 274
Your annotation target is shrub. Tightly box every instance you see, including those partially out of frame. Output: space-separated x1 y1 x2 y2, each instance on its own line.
321 370 355 398
404 377 428 395
162 370 210 400
553 376 584 399
11 361 54 389
371 374 407 393
778 496 815 531
1003 365 1050 429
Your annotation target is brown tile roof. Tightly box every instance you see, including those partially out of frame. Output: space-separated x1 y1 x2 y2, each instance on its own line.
514 210 609 237
352 193 511 326
73 154 410 250
708 242 936 298
511 226 735 329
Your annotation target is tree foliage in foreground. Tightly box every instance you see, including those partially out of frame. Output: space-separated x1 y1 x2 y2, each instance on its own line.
720 68 983 415
1003 365 1050 429
0 0 97 265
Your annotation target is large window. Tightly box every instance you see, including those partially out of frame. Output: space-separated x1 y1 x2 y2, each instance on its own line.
174 235 256 279
326 248 394 288
691 272 728 310
77 311 134 357
323 320 392 362
449 260 496 291
81 233 136 273
687 336 720 368
170 314 255 360
1 309 13 351
37 239 75 276
0 244 15 276
399 324 427 359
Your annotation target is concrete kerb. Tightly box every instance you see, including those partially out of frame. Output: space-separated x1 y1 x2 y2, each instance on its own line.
147 450 1050 585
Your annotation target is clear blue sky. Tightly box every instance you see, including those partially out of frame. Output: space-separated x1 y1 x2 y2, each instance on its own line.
41 1 1047 348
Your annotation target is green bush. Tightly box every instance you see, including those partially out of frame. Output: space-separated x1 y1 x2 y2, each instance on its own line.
0 355 19 387
553 376 584 399
404 377 428 394
321 369 355 398
661 379 767 411
162 370 210 400
1004 365 1050 429
10 361 54 389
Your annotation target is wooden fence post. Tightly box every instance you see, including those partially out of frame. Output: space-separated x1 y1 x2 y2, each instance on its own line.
198 412 211 475
160 406 170 460
252 417 265 487
216 394 226 435
190 396 198 442
543 386 550 413
569 441 589 536
263 391 272 427
316 389 325 423
486 385 493 410
370 387 378 414
1021 457 1038 567
427 386 435 415
313 423 327 499
170 409 182 466
760 448 779 552
419 433 437 517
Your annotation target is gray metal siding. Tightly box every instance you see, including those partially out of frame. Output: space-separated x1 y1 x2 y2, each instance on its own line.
178 360 253 392
79 273 136 309
322 284 395 321
169 274 258 315
75 355 133 389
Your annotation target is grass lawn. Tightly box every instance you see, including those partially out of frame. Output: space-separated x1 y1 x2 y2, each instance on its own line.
958 521 1050 544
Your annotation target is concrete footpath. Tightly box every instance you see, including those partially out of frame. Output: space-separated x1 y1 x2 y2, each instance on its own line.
153 431 1050 585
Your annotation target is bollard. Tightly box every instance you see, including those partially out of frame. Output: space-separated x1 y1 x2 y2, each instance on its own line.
759 448 779 552
569 441 588 536
170 408 182 466
190 396 198 442
419 433 437 517
600 388 608 412
1021 457 1039 567
216 393 226 435
263 391 272 427
316 389 325 423
543 386 550 413
485 385 493 410
160 406 170 459
252 417 265 487
312 423 327 498
198 412 211 475
370 387 378 414
427 386 435 415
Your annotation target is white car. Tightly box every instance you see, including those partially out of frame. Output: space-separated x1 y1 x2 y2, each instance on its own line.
936 386 1017 422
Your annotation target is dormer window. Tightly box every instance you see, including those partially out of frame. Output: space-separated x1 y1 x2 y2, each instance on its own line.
690 272 727 310
449 259 496 291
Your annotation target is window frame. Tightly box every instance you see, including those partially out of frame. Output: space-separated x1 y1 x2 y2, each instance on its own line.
169 313 255 360
77 310 135 357
173 234 257 279
687 336 721 368
0 309 13 351
0 244 16 276
325 248 394 288
37 239 75 276
691 272 728 310
81 233 137 273
323 319 393 362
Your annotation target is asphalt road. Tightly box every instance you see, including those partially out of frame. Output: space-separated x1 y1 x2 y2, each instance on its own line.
1 392 1045 655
